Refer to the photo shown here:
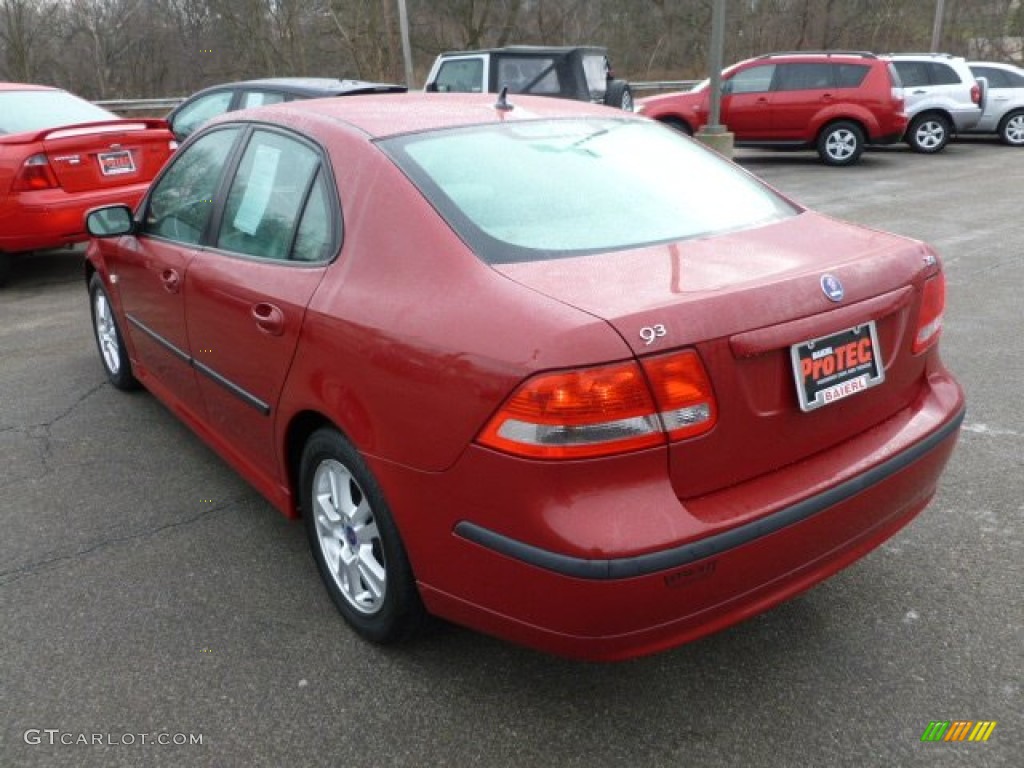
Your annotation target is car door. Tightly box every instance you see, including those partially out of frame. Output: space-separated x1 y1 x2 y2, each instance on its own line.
721 63 776 139
428 55 487 93
892 60 931 117
109 126 242 415
184 127 337 488
769 62 838 139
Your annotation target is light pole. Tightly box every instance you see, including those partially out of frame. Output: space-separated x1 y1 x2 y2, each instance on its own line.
696 0 734 157
397 0 415 88
930 0 947 52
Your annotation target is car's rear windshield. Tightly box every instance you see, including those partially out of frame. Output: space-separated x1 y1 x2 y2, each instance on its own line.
380 118 797 263
0 90 116 135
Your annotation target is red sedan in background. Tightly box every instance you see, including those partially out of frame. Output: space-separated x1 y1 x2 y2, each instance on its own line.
0 82 175 284
83 93 964 661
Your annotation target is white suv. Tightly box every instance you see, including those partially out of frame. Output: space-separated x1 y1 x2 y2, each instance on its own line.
887 53 984 152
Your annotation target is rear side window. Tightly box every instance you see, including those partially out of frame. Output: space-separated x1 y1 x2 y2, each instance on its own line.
382 119 796 263
240 90 287 108
928 63 962 85
775 63 834 91
835 64 870 88
434 59 484 93
216 130 321 261
497 57 561 94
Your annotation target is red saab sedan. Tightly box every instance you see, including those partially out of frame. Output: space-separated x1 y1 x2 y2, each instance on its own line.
83 93 964 661
0 82 175 284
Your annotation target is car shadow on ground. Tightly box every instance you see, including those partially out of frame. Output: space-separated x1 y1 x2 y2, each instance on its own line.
2 247 85 290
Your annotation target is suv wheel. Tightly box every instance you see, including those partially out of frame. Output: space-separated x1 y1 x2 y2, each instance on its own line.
907 113 951 153
817 121 864 166
998 110 1024 147
0 252 11 286
604 80 633 111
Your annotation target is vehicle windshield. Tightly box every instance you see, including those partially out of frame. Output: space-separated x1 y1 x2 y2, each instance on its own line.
0 90 117 135
380 118 797 263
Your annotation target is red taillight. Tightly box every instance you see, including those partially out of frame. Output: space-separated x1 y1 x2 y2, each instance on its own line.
641 350 718 441
13 154 60 191
971 83 981 105
478 350 717 459
913 271 946 354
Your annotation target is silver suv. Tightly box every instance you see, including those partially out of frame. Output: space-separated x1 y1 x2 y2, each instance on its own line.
887 53 984 152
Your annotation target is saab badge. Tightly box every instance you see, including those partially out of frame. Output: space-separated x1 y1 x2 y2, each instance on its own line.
821 274 844 303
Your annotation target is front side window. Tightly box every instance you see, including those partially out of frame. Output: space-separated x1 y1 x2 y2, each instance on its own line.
729 65 776 94
434 59 484 93
144 127 241 244
893 61 928 87
381 118 796 264
172 91 234 139
215 130 321 261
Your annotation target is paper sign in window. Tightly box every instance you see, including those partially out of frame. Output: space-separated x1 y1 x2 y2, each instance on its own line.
233 144 281 236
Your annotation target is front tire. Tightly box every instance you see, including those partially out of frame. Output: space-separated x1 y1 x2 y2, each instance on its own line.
89 274 138 390
817 121 864 166
300 428 424 644
998 110 1024 146
907 113 951 153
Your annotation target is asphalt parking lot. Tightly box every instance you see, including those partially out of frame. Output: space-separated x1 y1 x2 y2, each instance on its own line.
1 139 1020 768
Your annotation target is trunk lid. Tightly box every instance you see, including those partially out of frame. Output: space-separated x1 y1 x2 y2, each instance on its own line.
493 212 939 499
39 119 173 193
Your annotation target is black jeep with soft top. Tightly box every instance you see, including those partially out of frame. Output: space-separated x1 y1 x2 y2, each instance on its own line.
424 45 634 111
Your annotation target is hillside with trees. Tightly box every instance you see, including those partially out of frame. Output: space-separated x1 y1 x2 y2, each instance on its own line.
1 0 1022 99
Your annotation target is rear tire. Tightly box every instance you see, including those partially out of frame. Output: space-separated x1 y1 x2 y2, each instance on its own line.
300 427 425 645
89 274 139 390
817 121 864 166
604 80 634 111
998 110 1024 146
907 113 951 153
0 252 11 286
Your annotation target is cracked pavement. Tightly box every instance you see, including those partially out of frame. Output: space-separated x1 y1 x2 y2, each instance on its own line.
2 142 1021 768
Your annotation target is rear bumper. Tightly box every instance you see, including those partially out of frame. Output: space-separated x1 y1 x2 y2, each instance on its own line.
374 366 964 661
0 185 146 254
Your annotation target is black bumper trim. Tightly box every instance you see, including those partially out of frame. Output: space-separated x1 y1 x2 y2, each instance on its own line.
454 408 965 580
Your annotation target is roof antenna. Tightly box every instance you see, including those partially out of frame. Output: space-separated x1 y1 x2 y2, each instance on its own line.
494 86 514 112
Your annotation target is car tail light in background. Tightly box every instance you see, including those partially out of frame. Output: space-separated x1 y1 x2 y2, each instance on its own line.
478 350 717 459
912 271 946 354
970 82 982 104
13 154 60 191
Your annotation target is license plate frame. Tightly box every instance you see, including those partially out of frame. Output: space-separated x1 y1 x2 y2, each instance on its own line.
98 150 136 176
790 322 884 412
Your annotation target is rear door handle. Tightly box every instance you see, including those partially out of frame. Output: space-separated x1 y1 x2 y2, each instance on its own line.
251 302 285 336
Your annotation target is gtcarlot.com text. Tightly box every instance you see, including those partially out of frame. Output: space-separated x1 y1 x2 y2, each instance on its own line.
23 729 203 746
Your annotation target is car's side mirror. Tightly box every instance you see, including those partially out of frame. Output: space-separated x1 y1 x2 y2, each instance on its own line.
425 81 438 93
86 205 135 237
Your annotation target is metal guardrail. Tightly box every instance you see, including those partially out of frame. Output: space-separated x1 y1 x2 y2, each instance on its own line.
630 80 700 92
94 97 184 115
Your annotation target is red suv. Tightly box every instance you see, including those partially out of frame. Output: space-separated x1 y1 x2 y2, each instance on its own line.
638 52 907 166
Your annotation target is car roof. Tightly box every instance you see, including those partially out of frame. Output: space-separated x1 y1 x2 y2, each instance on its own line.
211 92 631 140
438 45 607 57
0 82 58 92
189 77 406 97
